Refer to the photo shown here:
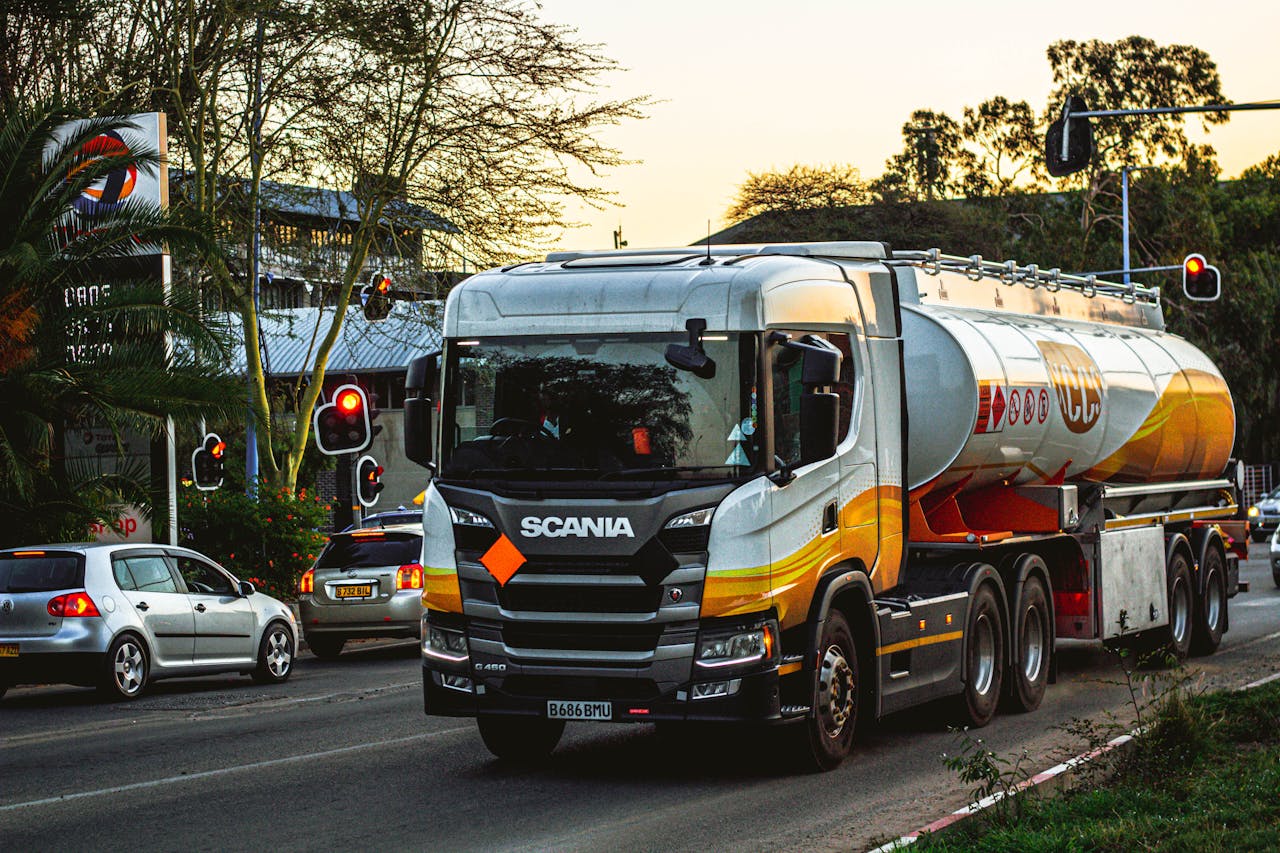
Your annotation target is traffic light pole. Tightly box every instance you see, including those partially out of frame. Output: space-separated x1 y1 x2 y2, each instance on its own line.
1058 99 1280 163
334 453 355 531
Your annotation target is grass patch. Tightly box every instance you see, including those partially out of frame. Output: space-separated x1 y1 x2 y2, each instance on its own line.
913 680 1280 851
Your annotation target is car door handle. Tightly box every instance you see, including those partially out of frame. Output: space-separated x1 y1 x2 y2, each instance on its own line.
136 602 149 612
195 603 207 613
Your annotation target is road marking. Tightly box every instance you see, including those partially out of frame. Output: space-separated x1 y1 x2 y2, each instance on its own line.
1240 672 1280 691
0 725 472 813
1232 599 1280 607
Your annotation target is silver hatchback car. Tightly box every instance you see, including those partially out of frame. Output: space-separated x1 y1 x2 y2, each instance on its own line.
0 543 298 701
297 525 424 658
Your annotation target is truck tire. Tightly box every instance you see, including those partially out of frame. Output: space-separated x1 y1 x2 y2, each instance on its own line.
477 716 565 762
954 583 1004 727
1190 547 1227 656
793 610 860 772
1005 574 1050 713
1160 550 1194 663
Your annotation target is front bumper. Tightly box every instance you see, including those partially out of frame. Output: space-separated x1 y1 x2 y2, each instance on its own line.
423 661 782 723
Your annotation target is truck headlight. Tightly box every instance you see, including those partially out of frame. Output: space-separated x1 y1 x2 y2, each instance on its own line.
696 622 775 668
1248 505 1260 518
665 507 715 529
423 622 469 662
450 506 494 527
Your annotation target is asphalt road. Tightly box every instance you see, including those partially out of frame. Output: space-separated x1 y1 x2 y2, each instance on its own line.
2 558 1278 853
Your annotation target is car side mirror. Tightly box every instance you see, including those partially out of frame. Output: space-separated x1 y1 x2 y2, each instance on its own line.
405 350 440 470
238 580 256 597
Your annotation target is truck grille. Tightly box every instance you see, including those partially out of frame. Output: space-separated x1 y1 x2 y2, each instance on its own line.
499 675 660 701
498 584 661 614
502 623 662 653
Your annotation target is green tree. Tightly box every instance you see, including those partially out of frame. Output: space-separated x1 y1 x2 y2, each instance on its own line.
726 164 870 224
0 101 239 547
35 0 647 493
961 96 1042 196
875 110 976 201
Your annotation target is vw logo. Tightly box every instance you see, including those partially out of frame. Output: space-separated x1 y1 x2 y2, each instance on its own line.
1 599 12 615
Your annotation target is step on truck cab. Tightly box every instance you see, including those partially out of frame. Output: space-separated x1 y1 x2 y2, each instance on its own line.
403 241 1246 770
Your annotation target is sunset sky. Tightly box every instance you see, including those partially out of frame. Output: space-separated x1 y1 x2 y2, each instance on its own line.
536 0 1280 252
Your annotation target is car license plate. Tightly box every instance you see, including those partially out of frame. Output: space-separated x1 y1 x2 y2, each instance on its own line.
546 700 612 720
334 584 372 599
0 643 17 658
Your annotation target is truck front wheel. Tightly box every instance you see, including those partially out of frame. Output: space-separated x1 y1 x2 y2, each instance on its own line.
794 610 860 772
477 716 565 762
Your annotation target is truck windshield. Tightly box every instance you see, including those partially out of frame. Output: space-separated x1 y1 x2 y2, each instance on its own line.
440 333 759 484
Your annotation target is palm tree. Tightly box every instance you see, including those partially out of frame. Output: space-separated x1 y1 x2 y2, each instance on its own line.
0 100 240 547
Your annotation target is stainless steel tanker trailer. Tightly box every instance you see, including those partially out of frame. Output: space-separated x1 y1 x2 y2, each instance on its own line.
402 241 1248 770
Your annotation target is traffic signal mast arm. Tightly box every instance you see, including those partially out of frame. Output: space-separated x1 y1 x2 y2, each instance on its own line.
1057 98 1280 163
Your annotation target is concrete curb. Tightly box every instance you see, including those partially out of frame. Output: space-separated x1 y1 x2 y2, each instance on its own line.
868 669 1280 852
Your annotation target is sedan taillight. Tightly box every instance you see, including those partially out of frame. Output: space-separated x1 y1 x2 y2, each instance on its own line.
48 591 101 618
299 568 315 594
397 563 423 591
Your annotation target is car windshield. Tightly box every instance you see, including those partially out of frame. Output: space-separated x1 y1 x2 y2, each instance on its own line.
315 534 421 570
0 553 85 593
440 333 760 485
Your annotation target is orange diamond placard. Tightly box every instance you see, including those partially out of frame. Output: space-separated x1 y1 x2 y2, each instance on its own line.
480 533 526 586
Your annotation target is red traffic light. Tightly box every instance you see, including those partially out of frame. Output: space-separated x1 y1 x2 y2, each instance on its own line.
376 276 391 295
337 389 363 413
212 441 226 459
1185 256 1204 275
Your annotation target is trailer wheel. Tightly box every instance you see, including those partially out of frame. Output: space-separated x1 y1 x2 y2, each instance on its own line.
954 583 1004 727
477 716 565 762
1190 546 1227 656
1005 574 1050 713
1160 550 1194 663
793 610 860 772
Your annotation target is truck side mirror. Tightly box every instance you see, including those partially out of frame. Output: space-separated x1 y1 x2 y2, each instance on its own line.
800 392 839 465
404 350 439 470
801 344 841 386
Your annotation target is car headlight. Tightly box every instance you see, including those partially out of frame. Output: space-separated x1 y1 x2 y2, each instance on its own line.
665 507 715 529
696 622 775 668
450 505 495 527
423 622 469 662
1248 506 1260 518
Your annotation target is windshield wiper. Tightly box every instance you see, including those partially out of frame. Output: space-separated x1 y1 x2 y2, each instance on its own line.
465 467 598 481
598 465 742 481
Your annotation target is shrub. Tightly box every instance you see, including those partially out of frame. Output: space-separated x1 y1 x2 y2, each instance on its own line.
177 481 330 600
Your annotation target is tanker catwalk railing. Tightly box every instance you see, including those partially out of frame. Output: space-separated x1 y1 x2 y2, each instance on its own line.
892 248 1160 306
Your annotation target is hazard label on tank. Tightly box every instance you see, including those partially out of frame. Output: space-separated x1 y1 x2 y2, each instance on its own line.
975 382 1006 434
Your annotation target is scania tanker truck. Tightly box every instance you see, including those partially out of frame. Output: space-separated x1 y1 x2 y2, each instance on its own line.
402 241 1247 770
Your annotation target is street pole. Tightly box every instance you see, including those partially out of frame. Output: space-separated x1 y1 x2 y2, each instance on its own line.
1122 166 1131 286
246 13 265 497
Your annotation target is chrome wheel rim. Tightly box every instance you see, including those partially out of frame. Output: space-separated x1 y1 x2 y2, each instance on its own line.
265 630 292 678
1171 574 1190 645
1206 570 1223 629
1022 605 1044 683
972 613 996 696
817 644 855 738
113 640 145 695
